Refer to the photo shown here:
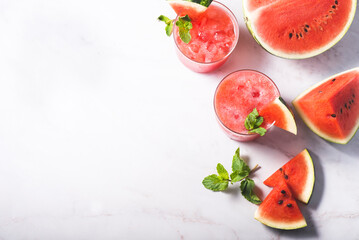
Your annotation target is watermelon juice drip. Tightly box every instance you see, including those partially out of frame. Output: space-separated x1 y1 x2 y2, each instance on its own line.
173 1 239 72
214 70 280 141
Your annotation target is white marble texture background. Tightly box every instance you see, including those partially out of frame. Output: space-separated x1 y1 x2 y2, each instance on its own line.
0 0 358 239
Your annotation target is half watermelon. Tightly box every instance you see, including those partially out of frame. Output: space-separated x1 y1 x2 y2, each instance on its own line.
264 149 315 204
243 0 357 59
255 180 307 230
293 68 359 144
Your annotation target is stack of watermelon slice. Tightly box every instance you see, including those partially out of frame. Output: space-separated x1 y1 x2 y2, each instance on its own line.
255 149 315 230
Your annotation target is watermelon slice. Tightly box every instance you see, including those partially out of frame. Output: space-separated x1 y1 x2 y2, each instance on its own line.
243 0 357 59
255 180 307 230
264 149 315 204
259 97 297 135
293 68 359 144
168 0 213 19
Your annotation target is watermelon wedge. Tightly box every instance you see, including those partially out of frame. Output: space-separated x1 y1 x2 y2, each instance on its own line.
264 149 315 204
259 97 297 135
255 180 307 230
243 0 357 59
168 0 213 19
293 68 359 144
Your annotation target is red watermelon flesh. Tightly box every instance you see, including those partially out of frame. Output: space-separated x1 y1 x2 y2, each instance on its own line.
264 149 315 204
293 68 359 144
255 180 307 230
243 0 357 58
258 97 297 135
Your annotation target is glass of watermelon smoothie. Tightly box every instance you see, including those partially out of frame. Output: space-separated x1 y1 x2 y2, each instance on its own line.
173 1 239 73
214 70 280 141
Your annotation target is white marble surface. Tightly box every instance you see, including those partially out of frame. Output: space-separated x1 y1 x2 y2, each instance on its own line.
0 0 358 239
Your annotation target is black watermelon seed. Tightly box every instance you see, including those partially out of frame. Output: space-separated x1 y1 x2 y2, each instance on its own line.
340 108 343 114
332 5 336 8
281 190 286 194
345 103 348 109
289 33 293 39
296 33 299 38
335 0 338 4
349 101 352 105
305 24 309 28
278 200 283 205
353 93 355 98
304 28 308 32
284 174 289 179
299 33 303 38
287 203 292 207
349 106 351 109
279 168 283 171
331 114 336 117
319 91 323 93
332 78 336 82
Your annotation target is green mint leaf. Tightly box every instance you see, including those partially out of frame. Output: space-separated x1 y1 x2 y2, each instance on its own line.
231 148 250 182
176 15 192 44
232 148 241 171
244 108 267 136
249 127 267 136
216 163 229 180
158 15 173 36
254 116 264 128
202 174 229 191
230 171 249 183
178 28 191 43
158 15 171 24
240 178 262 204
179 14 191 22
165 22 173 36
244 108 259 130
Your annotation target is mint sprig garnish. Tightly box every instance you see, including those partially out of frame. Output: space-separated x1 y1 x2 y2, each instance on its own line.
175 15 192 43
245 108 267 136
158 15 174 36
202 148 262 204
157 14 192 43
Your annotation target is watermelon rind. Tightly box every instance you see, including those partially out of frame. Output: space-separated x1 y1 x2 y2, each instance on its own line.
299 149 315 204
292 67 359 144
254 209 307 230
242 0 357 59
186 0 213 8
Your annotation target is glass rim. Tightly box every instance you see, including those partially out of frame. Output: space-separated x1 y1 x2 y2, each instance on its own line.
172 0 240 65
213 69 280 137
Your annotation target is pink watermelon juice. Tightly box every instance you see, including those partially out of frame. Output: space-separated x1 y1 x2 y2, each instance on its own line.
214 70 280 141
173 1 239 73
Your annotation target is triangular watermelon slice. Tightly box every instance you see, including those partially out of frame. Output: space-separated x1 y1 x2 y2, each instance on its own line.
259 97 297 135
264 149 315 204
293 68 359 144
255 180 307 230
168 0 213 19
